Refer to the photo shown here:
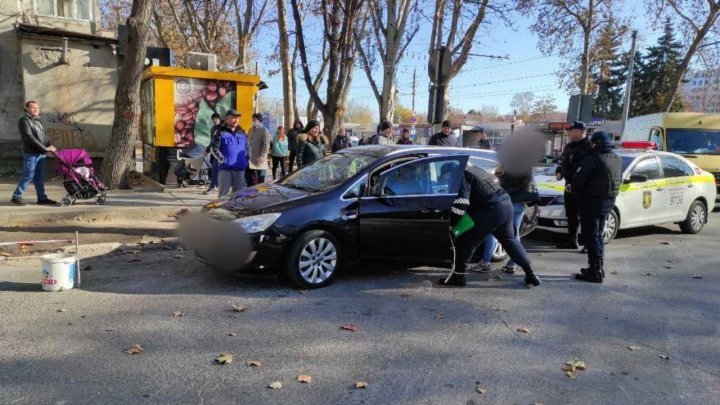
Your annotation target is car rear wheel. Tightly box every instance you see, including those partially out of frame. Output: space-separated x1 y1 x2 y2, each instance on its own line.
285 230 342 289
602 209 619 244
680 200 706 234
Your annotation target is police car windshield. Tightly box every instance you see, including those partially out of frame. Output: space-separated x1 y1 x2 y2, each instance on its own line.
621 156 634 171
666 129 720 155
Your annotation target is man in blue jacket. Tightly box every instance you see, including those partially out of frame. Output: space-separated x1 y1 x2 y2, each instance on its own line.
210 109 251 197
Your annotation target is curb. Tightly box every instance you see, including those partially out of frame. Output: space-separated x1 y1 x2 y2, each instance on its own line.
1 205 189 227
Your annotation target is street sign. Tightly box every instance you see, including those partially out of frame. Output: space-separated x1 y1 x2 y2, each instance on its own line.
428 46 451 83
588 117 606 127
262 112 270 130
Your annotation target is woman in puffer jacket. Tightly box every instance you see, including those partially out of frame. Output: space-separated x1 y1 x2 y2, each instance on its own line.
295 119 329 168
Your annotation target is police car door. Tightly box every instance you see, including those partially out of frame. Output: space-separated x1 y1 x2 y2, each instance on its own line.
621 156 665 227
358 155 469 263
659 155 696 221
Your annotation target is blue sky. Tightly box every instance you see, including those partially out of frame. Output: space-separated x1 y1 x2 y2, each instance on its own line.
257 3 664 119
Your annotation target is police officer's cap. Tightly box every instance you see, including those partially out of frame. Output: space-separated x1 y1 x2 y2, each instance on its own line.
591 131 613 147
569 121 586 130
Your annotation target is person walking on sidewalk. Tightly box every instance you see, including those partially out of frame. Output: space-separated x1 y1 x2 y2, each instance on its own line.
213 109 250 198
296 120 328 168
555 121 592 250
247 113 271 185
428 120 454 146
271 126 289 180
571 131 622 283
203 112 223 195
331 127 352 152
11 101 57 206
287 119 303 173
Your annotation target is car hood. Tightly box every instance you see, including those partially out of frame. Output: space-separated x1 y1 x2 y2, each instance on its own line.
203 183 312 220
535 175 565 196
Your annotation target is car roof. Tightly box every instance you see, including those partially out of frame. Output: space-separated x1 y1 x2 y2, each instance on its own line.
338 144 498 161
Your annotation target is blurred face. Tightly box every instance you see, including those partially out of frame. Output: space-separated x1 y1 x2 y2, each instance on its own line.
295 122 302 129
402 130 409 138
337 128 345 136
309 126 320 137
480 132 486 139
212 117 221 125
278 127 285 136
26 102 40 117
225 115 239 128
253 118 262 127
383 127 392 135
569 128 586 142
442 126 451 135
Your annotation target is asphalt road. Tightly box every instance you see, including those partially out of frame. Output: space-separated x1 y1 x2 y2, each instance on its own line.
1 212 719 404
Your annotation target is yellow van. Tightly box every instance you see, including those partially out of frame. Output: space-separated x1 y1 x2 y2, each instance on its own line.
622 113 720 202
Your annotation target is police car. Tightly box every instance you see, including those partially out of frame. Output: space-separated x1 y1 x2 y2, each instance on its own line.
535 142 717 243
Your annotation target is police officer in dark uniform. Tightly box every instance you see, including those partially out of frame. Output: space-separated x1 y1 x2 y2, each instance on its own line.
555 121 593 249
440 164 542 287
571 131 622 283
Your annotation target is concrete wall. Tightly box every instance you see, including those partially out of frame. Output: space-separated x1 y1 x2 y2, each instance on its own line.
19 35 117 154
0 0 27 171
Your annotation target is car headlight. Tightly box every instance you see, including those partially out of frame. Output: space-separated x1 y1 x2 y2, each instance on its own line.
232 213 281 233
551 195 565 205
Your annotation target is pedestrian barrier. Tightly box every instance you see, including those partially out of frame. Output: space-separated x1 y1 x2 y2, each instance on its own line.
0 231 81 291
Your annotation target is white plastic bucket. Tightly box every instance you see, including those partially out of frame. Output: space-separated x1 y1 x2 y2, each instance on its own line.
40 253 76 292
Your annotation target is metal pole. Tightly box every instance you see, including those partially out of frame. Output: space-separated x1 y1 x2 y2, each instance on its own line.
621 30 638 134
75 231 81 289
411 68 416 138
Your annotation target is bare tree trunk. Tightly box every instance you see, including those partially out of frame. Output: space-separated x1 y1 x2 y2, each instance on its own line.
100 0 152 189
578 0 594 95
277 0 295 129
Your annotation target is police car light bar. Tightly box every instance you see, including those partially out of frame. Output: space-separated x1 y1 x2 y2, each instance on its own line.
619 141 659 150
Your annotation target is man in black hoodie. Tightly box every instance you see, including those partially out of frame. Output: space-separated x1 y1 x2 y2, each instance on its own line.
428 120 454 146
287 119 303 173
555 121 593 249
571 131 622 283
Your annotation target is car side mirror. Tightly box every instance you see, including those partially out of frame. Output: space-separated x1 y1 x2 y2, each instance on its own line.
624 174 648 184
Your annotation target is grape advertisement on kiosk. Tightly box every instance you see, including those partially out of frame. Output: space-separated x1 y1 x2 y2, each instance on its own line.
173 78 237 148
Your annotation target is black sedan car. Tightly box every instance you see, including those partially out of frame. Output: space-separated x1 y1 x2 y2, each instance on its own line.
198 145 537 288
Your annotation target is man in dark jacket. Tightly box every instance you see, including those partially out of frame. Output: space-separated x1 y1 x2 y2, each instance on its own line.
331 127 352 152
571 131 622 283
204 112 223 194
287 119 303 173
428 120 453 146
397 128 413 145
555 121 593 249
371 121 393 145
212 109 251 197
440 165 541 287
477 129 491 150
11 101 57 205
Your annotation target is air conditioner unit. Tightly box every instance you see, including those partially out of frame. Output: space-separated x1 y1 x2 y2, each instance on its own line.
186 52 217 71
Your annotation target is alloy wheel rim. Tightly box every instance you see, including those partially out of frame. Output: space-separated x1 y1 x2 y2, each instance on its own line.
691 205 705 231
603 214 616 242
299 238 337 284
493 243 506 259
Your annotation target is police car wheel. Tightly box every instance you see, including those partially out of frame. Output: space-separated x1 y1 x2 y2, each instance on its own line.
285 230 343 289
602 210 619 245
680 200 706 234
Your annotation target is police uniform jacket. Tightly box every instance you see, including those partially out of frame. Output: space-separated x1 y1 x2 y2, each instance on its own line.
572 149 623 199
450 167 504 226
556 137 593 184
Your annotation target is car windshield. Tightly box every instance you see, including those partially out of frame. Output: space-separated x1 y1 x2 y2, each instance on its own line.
621 156 634 171
277 149 380 192
666 128 720 155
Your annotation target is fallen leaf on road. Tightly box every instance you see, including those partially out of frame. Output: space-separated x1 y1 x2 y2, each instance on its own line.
57 309 66 313
494 275 504 280
491 306 501 311
214 353 233 365
172 310 183 317
173 255 185 259
564 370 577 379
298 289 308 294
564 360 588 374
644 272 657 276
231 304 246 312
399 292 413 297
516 327 530 334
476 385 487 394
297 374 312 383
627 345 640 351
610 270 619 275
247 360 262 367
692 275 703 279
228 333 237 337
538 253 544 256
659 354 671 360
664 266 674 269
356 381 369 389
660 241 671 245
268 381 282 389
105 327 115 331
341 324 359 332
126 344 144 355
435 314 444 320
127 258 141 263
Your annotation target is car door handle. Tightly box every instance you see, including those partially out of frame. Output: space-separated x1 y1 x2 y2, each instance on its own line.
344 210 358 220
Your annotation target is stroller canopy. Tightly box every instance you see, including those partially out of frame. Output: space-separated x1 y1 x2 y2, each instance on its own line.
55 149 93 167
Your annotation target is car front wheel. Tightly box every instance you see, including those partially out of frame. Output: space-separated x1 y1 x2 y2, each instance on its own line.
680 200 706 234
285 230 342 289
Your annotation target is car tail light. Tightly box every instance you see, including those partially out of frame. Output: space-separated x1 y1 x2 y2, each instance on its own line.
620 141 658 150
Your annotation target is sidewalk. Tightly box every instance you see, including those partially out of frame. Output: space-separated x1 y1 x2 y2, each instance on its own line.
0 175 217 227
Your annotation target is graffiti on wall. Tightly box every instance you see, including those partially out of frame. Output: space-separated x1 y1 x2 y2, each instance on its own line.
174 78 236 148
45 111 100 151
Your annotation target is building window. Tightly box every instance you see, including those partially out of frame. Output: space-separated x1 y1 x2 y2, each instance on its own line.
35 0 94 21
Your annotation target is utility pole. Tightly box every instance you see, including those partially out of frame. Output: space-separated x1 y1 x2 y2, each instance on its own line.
411 68 417 138
621 30 638 134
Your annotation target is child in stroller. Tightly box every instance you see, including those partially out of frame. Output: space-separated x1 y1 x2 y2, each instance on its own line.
174 142 211 188
54 149 107 206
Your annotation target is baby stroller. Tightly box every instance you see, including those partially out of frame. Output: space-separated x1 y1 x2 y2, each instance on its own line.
54 149 107 206
174 143 210 188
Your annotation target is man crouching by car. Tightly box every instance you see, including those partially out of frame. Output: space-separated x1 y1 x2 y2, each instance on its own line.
440 165 542 287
